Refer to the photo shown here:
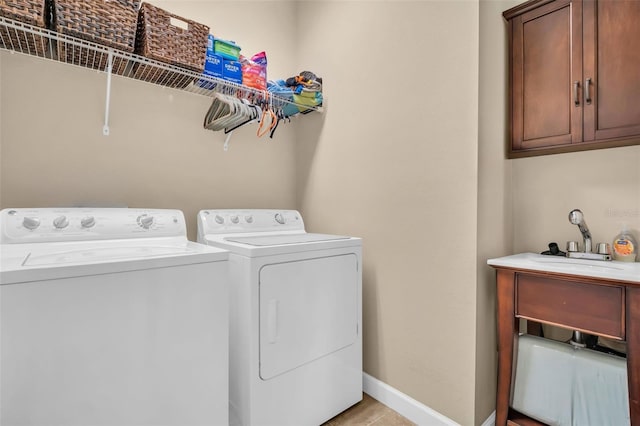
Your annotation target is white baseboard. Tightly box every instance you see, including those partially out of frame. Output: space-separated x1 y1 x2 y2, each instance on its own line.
362 372 458 425
362 373 496 426
481 411 496 426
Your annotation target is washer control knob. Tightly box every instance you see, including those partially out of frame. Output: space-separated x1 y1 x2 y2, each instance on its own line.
81 216 96 229
230 215 239 224
215 215 225 225
53 215 69 229
245 215 253 224
22 216 40 230
274 213 285 224
137 214 154 229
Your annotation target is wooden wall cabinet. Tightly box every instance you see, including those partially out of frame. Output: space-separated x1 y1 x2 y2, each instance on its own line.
504 0 640 158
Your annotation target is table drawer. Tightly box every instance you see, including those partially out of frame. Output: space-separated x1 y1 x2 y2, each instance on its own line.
516 273 624 339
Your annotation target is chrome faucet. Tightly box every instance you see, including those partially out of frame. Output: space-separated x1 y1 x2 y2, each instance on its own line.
566 209 611 261
568 209 592 253
566 209 609 348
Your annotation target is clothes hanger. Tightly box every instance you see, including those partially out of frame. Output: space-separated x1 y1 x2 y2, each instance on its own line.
269 107 285 139
205 93 242 131
204 94 232 131
257 95 277 138
224 101 260 134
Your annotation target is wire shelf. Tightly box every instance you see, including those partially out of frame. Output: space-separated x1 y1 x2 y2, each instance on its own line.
0 16 321 111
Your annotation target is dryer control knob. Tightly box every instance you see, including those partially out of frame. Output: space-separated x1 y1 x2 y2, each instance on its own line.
22 216 40 230
230 215 239 224
245 215 253 224
274 213 285 224
215 215 225 225
137 214 154 229
81 216 96 229
53 215 69 229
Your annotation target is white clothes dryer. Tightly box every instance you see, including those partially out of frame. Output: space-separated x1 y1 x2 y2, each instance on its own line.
0 208 229 426
197 209 362 426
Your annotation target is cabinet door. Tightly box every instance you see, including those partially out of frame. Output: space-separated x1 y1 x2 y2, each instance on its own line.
508 0 583 154
583 0 640 142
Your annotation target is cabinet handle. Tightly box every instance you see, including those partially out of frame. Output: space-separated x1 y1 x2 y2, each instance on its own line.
573 81 580 106
585 77 592 104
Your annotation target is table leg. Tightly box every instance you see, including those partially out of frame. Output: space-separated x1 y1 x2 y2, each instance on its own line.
627 287 640 425
496 269 518 426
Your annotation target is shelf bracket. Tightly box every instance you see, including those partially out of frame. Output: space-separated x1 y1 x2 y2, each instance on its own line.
223 131 233 151
103 50 113 136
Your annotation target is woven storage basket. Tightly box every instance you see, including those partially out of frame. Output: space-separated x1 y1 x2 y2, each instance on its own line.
50 0 139 74
0 0 49 55
134 2 208 88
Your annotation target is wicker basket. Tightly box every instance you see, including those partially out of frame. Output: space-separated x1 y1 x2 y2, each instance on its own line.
0 0 49 56
50 0 139 73
133 2 208 88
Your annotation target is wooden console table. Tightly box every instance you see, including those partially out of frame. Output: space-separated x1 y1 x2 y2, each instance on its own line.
489 257 640 426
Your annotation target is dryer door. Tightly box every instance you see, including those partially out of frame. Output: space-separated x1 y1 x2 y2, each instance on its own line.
258 254 358 380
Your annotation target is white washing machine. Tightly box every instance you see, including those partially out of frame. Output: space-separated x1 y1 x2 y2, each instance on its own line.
0 208 229 426
197 209 362 426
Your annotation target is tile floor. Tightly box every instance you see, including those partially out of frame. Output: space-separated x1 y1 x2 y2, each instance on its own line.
322 394 415 426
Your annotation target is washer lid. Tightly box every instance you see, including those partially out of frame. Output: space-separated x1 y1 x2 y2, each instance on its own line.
23 245 201 267
224 233 350 246
0 240 228 285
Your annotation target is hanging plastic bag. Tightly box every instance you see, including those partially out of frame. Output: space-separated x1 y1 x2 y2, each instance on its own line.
240 52 267 91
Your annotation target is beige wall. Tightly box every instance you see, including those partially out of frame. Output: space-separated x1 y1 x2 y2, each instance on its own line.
512 146 640 255
296 2 481 425
477 0 517 422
